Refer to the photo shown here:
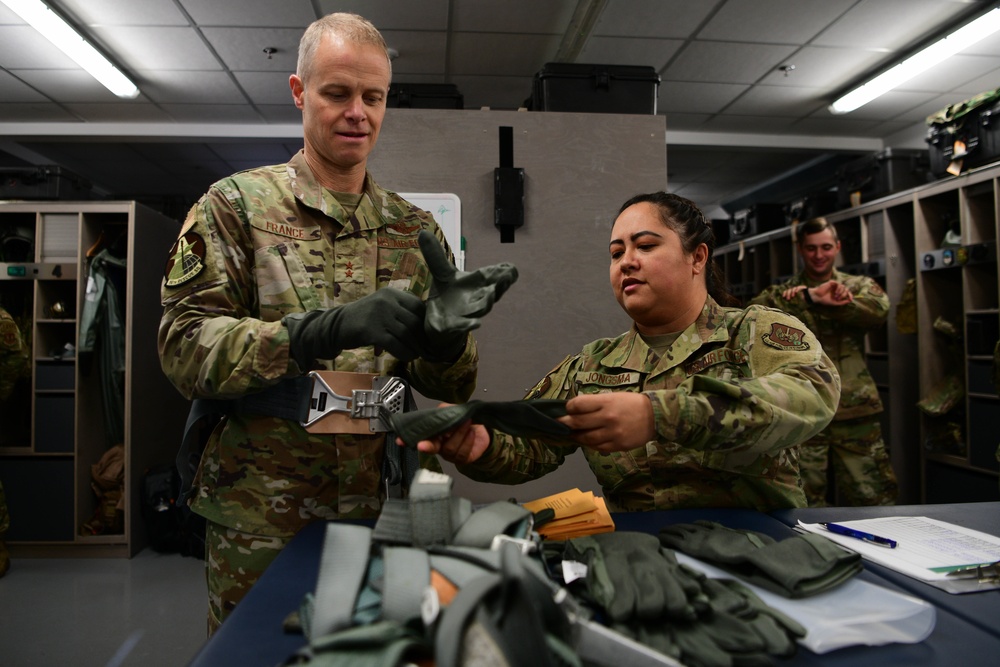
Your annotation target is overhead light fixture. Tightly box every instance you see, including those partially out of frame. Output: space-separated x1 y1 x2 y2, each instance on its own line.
829 6 1000 114
1 0 139 99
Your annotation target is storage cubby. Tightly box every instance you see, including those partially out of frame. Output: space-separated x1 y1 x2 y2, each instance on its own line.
0 201 190 556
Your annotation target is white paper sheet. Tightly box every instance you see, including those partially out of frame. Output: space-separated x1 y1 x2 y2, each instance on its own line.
795 516 1000 592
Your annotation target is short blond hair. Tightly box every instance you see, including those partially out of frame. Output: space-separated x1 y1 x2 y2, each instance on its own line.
297 13 392 83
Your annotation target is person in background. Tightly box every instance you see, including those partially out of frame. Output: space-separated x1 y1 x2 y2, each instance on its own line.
410 192 840 512
750 217 897 507
158 13 513 633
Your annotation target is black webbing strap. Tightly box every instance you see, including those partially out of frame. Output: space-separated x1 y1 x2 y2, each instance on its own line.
234 375 312 421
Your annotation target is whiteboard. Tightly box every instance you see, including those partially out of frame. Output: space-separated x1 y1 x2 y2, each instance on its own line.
399 192 463 270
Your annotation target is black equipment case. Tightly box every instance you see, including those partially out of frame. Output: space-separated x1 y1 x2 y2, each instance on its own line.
386 83 464 109
784 191 839 225
729 203 785 241
835 148 931 209
0 166 91 200
926 88 1000 176
529 63 660 114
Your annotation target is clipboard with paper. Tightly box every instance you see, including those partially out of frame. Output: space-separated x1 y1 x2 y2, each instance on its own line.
795 516 1000 594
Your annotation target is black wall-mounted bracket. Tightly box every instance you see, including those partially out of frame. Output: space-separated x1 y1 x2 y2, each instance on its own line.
494 126 524 243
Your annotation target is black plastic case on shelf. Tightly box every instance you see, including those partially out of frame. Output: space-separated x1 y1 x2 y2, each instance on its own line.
835 148 931 208
0 166 92 200
528 63 660 114
926 95 1000 176
729 203 785 240
784 191 839 225
386 83 464 109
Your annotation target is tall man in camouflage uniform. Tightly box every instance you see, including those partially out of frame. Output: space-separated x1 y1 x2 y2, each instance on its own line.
158 13 512 633
412 193 841 511
751 218 897 506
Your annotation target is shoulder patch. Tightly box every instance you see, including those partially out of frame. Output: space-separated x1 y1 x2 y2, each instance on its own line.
870 281 885 295
164 232 206 287
761 322 810 351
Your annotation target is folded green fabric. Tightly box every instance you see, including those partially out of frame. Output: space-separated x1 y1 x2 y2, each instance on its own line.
659 521 863 599
391 399 570 448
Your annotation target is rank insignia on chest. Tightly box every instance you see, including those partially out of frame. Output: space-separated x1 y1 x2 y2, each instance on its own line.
164 232 206 287
761 322 810 351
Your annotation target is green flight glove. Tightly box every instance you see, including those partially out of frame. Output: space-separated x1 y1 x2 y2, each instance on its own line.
719 579 806 658
659 521 862 598
563 532 698 623
283 289 430 367
418 230 518 361
390 399 570 449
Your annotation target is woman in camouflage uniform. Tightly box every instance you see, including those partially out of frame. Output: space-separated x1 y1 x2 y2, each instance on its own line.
415 192 841 512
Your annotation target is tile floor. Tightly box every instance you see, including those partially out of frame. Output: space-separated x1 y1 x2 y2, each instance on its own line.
0 549 207 667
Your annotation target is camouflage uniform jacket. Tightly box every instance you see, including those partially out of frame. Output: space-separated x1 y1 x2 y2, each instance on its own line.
750 268 888 421
458 297 840 512
0 304 29 402
158 150 478 536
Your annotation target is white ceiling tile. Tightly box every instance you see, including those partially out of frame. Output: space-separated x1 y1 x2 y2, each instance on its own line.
896 54 1000 93
699 0 857 44
201 28 303 72
317 0 449 31
62 102 174 122
791 115 886 135
578 37 683 70
664 113 712 130
813 0 974 50
659 81 749 114
256 104 303 123
6 69 126 103
451 0 576 33
378 31 448 75
138 70 247 104
159 104 265 123
179 0 317 27
663 41 799 84
833 89 940 121
595 0 715 39
59 0 189 26
0 26 78 68
962 32 1000 57
450 34 562 76
91 26 224 71
702 114 817 134
757 46 889 90
232 72 296 105
0 70 48 102
0 103 78 121
725 85 829 116
948 68 1000 97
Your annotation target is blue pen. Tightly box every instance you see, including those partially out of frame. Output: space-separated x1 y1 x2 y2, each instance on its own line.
821 522 898 549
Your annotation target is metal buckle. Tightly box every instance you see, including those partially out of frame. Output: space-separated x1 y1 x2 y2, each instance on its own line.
490 534 537 555
302 372 407 432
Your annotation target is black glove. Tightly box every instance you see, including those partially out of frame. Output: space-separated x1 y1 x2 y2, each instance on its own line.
419 230 518 361
563 532 698 623
283 289 429 367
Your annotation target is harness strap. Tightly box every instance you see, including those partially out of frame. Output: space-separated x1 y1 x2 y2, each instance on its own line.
309 523 374 639
452 501 532 548
235 375 312 421
381 547 430 625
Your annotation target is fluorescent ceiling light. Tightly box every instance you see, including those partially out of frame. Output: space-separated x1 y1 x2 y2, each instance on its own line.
829 7 1000 114
1 0 139 99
